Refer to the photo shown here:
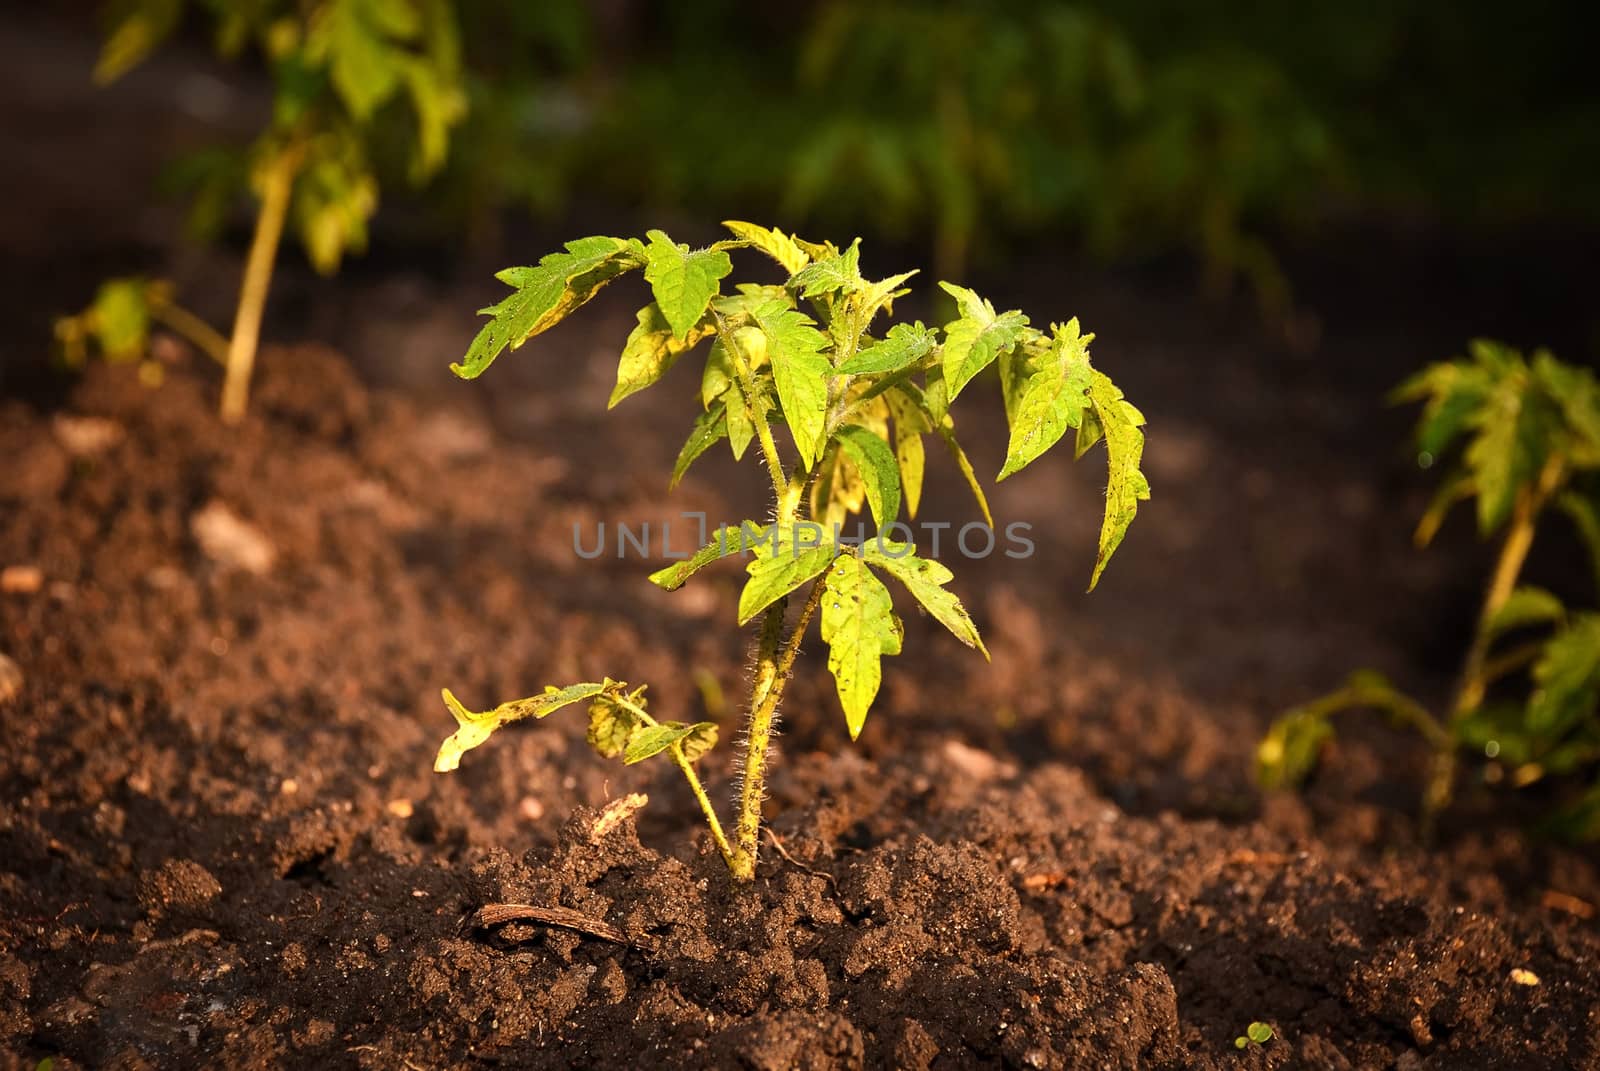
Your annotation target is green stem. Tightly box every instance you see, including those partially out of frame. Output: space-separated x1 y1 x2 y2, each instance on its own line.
1423 455 1564 832
712 308 787 501
149 302 230 367
729 576 827 880
219 145 300 424
611 695 734 870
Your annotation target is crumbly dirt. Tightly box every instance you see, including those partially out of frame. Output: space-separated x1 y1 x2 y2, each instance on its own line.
2 347 1598 1070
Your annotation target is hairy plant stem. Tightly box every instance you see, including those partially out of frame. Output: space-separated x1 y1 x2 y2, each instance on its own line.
1423 455 1565 833
730 577 827 879
219 146 300 424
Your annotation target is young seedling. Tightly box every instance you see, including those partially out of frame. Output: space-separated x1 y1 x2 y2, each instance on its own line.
431 223 1150 879
1260 340 1600 837
54 277 230 385
1234 1021 1274 1049
88 0 466 420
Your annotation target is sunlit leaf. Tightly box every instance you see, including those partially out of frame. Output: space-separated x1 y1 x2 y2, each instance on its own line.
998 319 1095 480
1086 370 1150 590
610 303 715 408
861 540 986 657
643 230 733 340
435 681 609 772
835 425 902 527
821 554 903 738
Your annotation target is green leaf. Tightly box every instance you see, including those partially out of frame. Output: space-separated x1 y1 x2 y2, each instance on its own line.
586 694 642 759
861 541 987 657
1464 365 1542 534
400 57 466 179
624 721 719 765
90 278 155 361
1255 707 1334 790
1528 615 1600 736
643 230 733 340
738 527 837 625
610 303 715 408
1086 370 1150 590
720 221 811 275
94 0 182 84
1488 586 1565 636
1391 360 1492 462
788 239 862 299
821 554 904 739
291 135 378 274
835 425 902 527
836 322 936 376
670 402 730 487
851 271 919 326
455 236 645 379
938 281 1030 402
748 298 831 469
1413 469 1475 547
1247 1022 1274 1045
434 681 608 772
312 0 420 121
998 319 1095 480
648 523 762 590
885 388 928 519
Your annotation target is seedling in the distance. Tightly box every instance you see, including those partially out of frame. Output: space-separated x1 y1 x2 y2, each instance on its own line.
54 277 229 385
86 0 466 420
1234 1021 1274 1049
1260 340 1600 838
431 223 1150 880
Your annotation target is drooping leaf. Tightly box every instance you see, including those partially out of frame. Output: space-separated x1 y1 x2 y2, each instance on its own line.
670 402 730 487
1488 586 1565 637
291 134 378 274
643 230 733 340
454 236 645 379
836 322 937 376
624 721 719 765
610 303 715 408
310 0 421 122
434 681 609 772
720 221 811 275
938 281 1030 402
885 388 928 518
937 423 994 528
998 319 1095 480
1254 707 1334 790
586 694 642 759
1528 615 1600 736
738 526 837 624
821 554 904 738
810 442 868 531
835 425 902 527
1413 469 1475 547
648 522 762 590
861 541 987 657
748 298 831 469
1085 370 1150 590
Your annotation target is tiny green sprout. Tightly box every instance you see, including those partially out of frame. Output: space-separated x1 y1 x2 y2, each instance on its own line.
431 223 1150 879
1260 341 1600 838
86 0 467 421
1234 1021 1274 1048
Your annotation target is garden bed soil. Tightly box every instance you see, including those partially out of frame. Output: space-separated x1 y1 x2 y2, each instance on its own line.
2 349 1598 1070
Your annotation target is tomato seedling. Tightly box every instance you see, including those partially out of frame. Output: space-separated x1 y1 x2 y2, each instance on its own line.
1260 340 1600 837
432 223 1149 879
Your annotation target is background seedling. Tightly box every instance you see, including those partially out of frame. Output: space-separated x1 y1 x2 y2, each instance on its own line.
83 0 466 420
1260 340 1600 837
1234 1021 1274 1048
431 223 1149 879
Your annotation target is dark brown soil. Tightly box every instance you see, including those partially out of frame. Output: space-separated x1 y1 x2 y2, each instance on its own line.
2 346 1598 1071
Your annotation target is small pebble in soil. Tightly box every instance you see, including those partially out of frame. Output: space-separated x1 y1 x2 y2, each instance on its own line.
138 859 222 914
0 653 21 703
1511 968 1541 986
51 414 124 456
1 564 42 594
190 500 276 575
386 799 414 818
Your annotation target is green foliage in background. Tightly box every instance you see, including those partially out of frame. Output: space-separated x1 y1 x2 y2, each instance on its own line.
1260 341 1600 838
84 0 467 419
431 223 1148 879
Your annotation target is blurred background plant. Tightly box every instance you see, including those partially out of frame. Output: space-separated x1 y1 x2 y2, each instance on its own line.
65 0 1598 370
77 0 467 419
